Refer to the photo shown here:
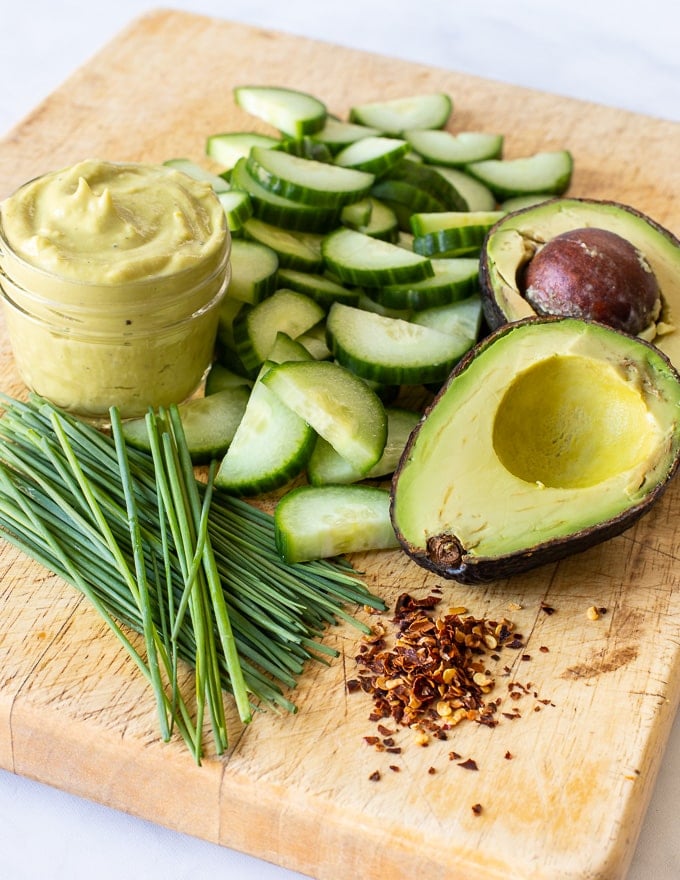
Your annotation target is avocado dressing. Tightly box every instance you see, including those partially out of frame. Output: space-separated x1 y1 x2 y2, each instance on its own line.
0 159 230 418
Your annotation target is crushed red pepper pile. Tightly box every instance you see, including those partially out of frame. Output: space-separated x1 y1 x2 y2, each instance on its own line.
347 588 556 812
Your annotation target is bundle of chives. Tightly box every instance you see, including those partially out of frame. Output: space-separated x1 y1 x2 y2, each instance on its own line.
0 394 385 761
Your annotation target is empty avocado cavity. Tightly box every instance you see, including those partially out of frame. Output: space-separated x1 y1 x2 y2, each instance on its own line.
390 317 680 584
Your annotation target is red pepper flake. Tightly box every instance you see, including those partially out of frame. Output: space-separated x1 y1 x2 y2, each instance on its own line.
369 770 381 782
363 736 380 746
471 803 483 815
458 758 479 771
540 602 556 615
521 654 532 661
448 750 461 761
504 751 513 760
389 765 401 772
428 766 437 775
352 593 525 736
539 646 550 653
502 710 522 720
346 679 361 693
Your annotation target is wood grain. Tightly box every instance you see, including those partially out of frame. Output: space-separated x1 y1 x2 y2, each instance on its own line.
1 10 679 879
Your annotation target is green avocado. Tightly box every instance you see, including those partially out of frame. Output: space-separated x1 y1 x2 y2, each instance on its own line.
479 197 680 368
390 316 680 584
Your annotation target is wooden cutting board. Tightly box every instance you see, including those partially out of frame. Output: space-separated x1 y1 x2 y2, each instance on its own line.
1 10 679 880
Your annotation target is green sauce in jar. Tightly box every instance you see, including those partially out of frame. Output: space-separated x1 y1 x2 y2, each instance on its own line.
0 158 230 419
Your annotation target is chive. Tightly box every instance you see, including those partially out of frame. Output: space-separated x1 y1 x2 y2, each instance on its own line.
0 394 386 758
110 409 172 743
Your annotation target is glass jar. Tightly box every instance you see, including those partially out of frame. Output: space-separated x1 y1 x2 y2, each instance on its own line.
0 159 231 420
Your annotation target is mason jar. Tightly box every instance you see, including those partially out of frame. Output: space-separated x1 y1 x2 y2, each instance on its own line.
0 159 230 419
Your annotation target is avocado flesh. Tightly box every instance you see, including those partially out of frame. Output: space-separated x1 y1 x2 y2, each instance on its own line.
481 198 680 367
391 317 680 583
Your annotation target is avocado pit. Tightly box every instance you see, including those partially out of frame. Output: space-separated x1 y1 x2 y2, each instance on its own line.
479 198 680 371
521 227 661 336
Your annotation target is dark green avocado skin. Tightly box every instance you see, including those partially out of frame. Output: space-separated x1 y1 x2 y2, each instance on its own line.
479 197 680 332
397 507 663 585
390 316 680 586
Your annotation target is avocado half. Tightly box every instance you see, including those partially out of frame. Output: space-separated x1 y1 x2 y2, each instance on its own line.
390 316 680 584
479 197 680 368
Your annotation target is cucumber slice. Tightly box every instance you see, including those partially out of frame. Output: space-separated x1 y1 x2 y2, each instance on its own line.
411 210 506 257
216 297 245 351
326 301 468 385
163 158 230 193
405 130 503 166
411 294 484 356
334 136 409 176
234 85 327 138
500 193 555 212
311 117 382 152
261 360 387 474
349 93 452 135
354 198 399 243
233 288 325 373
278 137 334 163
370 178 448 217
268 330 313 364
231 157 341 232
308 406 420 485
214 298 253 377
340 197 374 230
243 217 325 271
465 149 573 198
296 322 332 360
382 159 468 211
206 131 280 171
217 189 253 229
373 257 480 310
228 239 279 304
357 291 413 320
274 484 399 563
276 267 360 309
247 146 374 208
321 227 433 287
121 388 250 464
205 361 253 395
214 363 316 496
431 165 497 212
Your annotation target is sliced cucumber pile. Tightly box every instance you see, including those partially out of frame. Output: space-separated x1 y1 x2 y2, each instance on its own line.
156 83 574 562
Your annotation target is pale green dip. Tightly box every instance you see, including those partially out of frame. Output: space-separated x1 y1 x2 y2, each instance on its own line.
0 159 230 418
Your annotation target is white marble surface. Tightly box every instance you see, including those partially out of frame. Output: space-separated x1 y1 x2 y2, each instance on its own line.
0 2 679 878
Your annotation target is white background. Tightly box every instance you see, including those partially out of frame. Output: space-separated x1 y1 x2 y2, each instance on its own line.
1 2 679 879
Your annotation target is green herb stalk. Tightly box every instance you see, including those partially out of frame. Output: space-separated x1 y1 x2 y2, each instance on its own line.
0 394 385 761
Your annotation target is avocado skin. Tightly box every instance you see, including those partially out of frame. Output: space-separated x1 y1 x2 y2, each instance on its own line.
390 316 680 585
479 197 680 333
394 505 663 585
